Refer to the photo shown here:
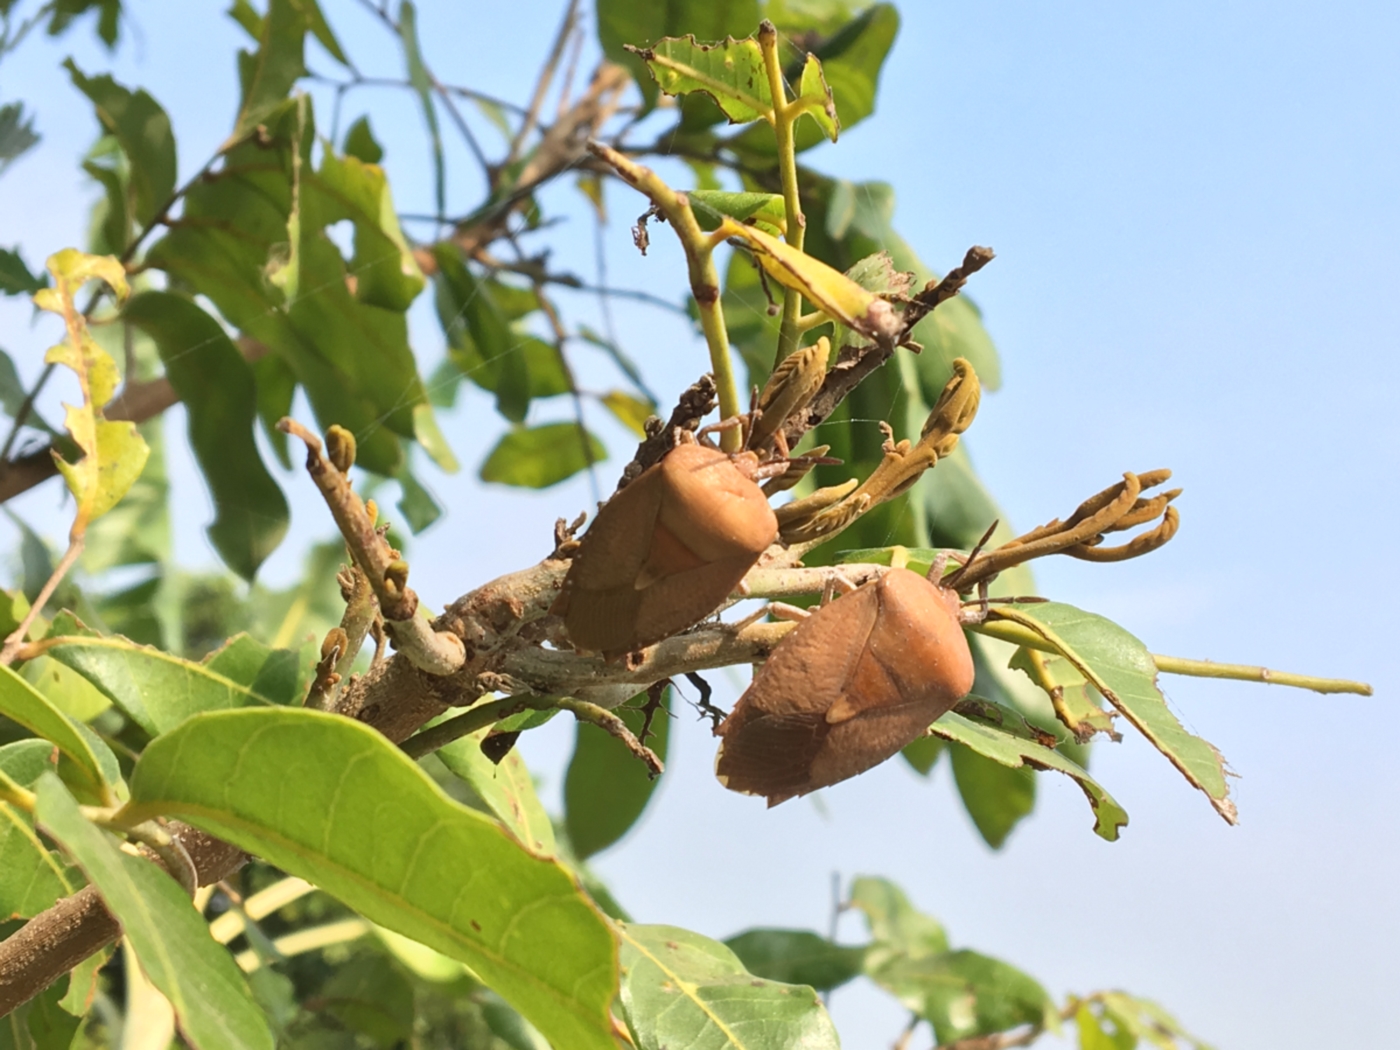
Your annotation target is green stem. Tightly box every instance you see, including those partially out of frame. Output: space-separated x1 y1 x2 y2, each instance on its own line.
758 21 806 368
971 620 1373 697
399 694 553 758
587 142 742 449
1152 655 1372 696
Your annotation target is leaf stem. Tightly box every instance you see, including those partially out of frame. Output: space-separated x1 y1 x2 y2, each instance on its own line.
0 769 37 814
0 536 82 666
399 695 551 758
759 21 807 368
1152 655 1372 696
586 142 742 448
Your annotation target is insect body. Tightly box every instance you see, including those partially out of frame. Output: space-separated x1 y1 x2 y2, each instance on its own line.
552 442 778 660
714 567 974 806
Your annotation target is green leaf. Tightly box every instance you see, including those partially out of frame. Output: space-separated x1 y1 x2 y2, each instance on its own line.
618 923 840 1050
44 0 123 48
34 774 274 1050
432 245 531 421
848 876 948 960
871 949 1055 1045
596 0 761 109
435 725 557 856
0 247 48 296
794 53 838 142
928 708 1129 842
43 617 283 736
227 0 263 41
901 733 944 775
634 35 772 124
63 61 176 231
1095 991 1216 1050
125 708 619 1050
297 0 348 66
479 423 604 489
313 149 425 313
0 741 77 920
598 390 655 438
1 978 83 1050
1076 1002 1134 1050
320 954 416 1048
393 460 443 534
252 352 296 468
689 190 786 235
949 744 1035 850
147 103 433 475
342 116 383 164
203 633 306 706
22 657 111 722
0 102 41 174
235 0 309 136
982 603 1235 823
125 291 289 579
0 665 112 803
723 929 866 992
730 4 897 154
398 1 444 217
564 697 669 860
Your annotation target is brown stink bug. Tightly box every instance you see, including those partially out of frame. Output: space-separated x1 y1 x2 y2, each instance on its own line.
714 565 976 806
551 437 780 660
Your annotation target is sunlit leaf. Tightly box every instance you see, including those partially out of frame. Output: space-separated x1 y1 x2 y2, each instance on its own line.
633 34 772 123
35 775 273 1050
689 190 786 235
36 249 146 536
981 603 1234 823
596 0 761 108
928 706 1129 842
479 423 604 489
125 708 619 1050
0 741 77 920
0 664 114 803
435 724 556 856
42 614 284 736
872 949 1055 1045
598 390 654 438
618 923 840 1050
125 291 289 579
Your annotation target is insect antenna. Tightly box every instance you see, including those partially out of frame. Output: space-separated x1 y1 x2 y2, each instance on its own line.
941 519 1000 592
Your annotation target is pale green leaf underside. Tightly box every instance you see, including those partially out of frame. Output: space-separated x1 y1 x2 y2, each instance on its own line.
35 775 272 1050
619 923 840 1050
125 708 618 1050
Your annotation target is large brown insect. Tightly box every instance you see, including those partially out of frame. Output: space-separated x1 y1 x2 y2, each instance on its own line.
714 565 975 806
551 438 780 661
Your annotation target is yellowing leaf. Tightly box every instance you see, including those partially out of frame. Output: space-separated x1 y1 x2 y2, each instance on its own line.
718 219 901 346
36 250 146 538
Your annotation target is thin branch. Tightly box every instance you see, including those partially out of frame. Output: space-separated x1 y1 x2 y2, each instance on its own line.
0 536 82 665
505 0 579 170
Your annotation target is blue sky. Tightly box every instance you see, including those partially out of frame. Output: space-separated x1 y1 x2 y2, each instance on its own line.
2 2 1396 1047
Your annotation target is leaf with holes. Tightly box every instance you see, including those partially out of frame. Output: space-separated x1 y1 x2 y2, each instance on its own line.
980 603 1234 824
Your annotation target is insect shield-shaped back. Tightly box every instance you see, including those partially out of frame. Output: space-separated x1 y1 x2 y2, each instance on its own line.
552 443 778 660
715 568 975 806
